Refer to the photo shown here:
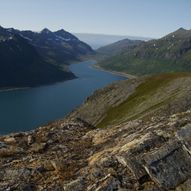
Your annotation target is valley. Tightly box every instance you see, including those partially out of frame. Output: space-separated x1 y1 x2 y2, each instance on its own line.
1 26 191 191
0 1 191 190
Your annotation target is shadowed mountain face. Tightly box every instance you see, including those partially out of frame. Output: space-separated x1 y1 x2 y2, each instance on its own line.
97 28 191 75
0 26 93 88
0 32 75 87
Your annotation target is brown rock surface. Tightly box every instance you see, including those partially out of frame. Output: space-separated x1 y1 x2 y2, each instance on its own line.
0 111 191 190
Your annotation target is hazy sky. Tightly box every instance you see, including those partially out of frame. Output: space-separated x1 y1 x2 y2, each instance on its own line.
0 0 190 38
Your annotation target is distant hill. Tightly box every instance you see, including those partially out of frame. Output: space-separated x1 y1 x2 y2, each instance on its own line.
0 26 93 88
74 33 151 49
96 38 143 60
98 28 191 75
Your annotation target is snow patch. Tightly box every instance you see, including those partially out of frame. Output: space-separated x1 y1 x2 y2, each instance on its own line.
19 34 32 41
56 35 71 41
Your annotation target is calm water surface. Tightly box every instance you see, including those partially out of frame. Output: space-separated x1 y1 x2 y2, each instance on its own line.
0 61 126 135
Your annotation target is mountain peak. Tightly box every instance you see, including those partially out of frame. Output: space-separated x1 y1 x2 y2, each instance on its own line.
56 29 66 33
55 29 79 41
41 28 52 34
164 27 191 39
175 27 187 33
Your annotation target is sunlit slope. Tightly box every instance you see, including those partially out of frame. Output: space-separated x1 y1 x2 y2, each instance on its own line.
98 28 191 75
68 73 191 128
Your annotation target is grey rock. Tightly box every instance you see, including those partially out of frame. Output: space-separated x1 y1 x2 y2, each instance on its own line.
142 139 191 190
0 141 7 149
63 178 84 191
30 143 46 153
27 135 35 145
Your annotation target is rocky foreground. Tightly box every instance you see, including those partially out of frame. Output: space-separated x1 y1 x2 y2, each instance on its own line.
0 110 191 191
1 74 191 191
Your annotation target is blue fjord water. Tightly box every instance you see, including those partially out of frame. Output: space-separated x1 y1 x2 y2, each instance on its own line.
0 61 126 135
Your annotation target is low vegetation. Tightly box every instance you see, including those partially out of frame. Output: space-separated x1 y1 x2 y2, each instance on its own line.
97 73 191 128
68 73 191 128
98 28 191 75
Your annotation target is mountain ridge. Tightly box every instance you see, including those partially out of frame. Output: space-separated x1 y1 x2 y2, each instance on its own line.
13 27 94 65
0 26 93 88
97 28 191 76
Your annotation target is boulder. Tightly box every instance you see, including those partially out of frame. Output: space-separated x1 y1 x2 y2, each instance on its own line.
142 139 191 190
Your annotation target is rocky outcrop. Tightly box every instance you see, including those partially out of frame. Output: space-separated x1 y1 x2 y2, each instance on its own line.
0 110 191 190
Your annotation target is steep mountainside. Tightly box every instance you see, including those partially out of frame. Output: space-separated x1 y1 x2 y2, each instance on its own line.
0 73 191 190
98 28 191 75
69 73 191 127
0 26 93 88
2 26 93 66
18 28 93 65
0 27 75 88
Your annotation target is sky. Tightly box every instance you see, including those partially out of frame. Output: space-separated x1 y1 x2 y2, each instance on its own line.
0 0 190 38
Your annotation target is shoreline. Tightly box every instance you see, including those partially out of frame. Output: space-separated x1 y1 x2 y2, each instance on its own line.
0 76 77 93
93 64 137 79
0 60 135 93
0 87 30 93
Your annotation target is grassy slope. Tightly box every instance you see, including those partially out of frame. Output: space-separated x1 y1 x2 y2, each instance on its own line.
68 72 191 129
97 73 191 128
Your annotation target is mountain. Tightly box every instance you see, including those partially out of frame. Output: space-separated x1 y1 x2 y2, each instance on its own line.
10 28 94 65
0 27 76 88
74 33 151 49
95 38 143 60
97 28 191 75
0 26 93 88
0 73 191 190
